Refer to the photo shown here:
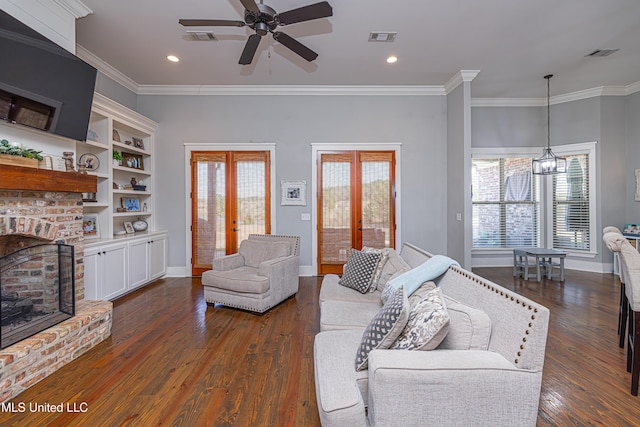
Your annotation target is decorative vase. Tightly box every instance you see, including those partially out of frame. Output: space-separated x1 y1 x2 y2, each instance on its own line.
130 177 137 186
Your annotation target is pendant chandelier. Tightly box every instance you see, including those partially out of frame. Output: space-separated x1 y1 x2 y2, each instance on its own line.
532 74 566 175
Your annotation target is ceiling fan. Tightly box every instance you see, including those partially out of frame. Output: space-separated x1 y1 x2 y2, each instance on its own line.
179 0 333 65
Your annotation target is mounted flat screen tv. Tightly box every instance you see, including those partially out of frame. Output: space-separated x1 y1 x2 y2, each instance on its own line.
0 9 97 141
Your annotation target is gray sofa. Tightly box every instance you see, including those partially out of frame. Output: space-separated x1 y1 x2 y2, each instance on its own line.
314 243 550 426
201 234 300 313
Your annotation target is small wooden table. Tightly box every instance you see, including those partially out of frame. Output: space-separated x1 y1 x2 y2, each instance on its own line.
513 248 567 282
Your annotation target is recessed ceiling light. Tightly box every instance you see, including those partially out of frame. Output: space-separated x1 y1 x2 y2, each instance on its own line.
386 56 398 64
167 55 180 63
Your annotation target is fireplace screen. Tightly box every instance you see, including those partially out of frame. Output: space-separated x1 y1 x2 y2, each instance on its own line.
1 243 74 349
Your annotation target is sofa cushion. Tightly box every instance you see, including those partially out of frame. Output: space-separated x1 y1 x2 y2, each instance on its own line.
376 248 412 292
381 254 459 303
238 239 290 268
314 329 368 425
319 274 383 305
201 266 269 294
439 295 492 350
339 249 382 294
356 287 409 371
391 286 449 351
320 300 381 331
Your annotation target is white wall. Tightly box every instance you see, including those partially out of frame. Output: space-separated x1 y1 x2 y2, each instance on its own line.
136 94 448 274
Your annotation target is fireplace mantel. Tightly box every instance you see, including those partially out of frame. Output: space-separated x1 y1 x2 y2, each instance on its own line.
0 165 97 193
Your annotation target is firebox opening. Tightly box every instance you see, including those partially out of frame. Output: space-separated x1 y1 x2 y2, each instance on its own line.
1 243 75 349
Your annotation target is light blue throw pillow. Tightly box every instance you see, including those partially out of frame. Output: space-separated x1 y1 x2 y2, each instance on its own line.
381 254 460 302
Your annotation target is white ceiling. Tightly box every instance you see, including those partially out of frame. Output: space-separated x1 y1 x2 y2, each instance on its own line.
75 0 640 98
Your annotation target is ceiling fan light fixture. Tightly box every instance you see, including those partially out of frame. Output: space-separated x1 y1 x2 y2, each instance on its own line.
532 74 566 175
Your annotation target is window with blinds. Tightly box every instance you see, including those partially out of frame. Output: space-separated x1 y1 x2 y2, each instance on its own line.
552 154 590 251
472 157 539 248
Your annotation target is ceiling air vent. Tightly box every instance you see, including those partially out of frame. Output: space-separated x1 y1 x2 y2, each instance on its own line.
585 49 619 57
187 31 217 41
368 32 397 42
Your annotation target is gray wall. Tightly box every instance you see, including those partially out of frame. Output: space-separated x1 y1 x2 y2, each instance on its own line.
446 83 469 267
627 92 640 221
136 94 448 272
94 73 138 111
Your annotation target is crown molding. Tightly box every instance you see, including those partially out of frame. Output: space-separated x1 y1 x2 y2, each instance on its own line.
444 70 480 94
76 45 139 93
92 92 158 132
78 47 640 101
53 0 92 19
136 85 446 96
472 81 640 107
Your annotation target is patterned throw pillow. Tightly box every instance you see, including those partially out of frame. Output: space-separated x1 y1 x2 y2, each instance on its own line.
355 287 409 371
338 249 382 294
362 247 390 292
391 287 450 351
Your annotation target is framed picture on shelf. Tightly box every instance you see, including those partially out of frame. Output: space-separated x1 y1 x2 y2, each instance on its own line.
83 214 99 238
281 180 306 206
79 153 100 171
123 221 135 234
122 197 141 212
122 153 144 170
132 137 144 150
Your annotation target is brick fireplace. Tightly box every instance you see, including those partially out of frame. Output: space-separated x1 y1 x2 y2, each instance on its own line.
0 165 113 401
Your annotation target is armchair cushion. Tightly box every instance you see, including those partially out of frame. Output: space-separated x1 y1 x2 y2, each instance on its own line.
201 266 269 294
238 239 289 268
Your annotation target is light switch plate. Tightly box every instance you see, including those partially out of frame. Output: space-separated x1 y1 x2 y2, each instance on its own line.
301 213 311 221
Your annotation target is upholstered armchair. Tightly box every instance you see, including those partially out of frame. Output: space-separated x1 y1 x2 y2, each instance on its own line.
201 234 300 313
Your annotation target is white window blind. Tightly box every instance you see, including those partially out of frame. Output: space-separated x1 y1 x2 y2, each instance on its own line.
472 157 539 248
552 154 590 251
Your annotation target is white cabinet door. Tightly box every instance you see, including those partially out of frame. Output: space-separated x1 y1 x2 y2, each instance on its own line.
149 236 166 280
101 244 128 300
128 239 149 290
83 247 100 300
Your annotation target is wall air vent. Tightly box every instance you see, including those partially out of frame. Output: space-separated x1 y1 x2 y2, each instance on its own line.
368 32 397 42
585 49 619 57
187 31 217 41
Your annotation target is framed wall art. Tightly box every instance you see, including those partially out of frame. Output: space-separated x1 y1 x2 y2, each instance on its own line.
281 180 306 206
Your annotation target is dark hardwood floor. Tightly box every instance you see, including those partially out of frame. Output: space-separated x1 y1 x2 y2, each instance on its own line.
0 268 638 426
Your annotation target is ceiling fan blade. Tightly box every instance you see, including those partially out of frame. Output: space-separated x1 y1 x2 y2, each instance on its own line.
239 0 260 14
272 31 318 62
179 19 245 27
276 1 333 25
239 34 262 65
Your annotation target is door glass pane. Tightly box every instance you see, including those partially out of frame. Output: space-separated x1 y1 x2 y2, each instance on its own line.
194 159 226 268
361 160 392 248
320 160 351 265
235 160 267 242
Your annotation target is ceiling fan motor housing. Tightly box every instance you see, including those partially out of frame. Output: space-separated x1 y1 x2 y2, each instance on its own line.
245 4 278 35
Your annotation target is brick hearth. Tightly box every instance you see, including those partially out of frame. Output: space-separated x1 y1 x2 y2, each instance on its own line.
0 182 112 402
